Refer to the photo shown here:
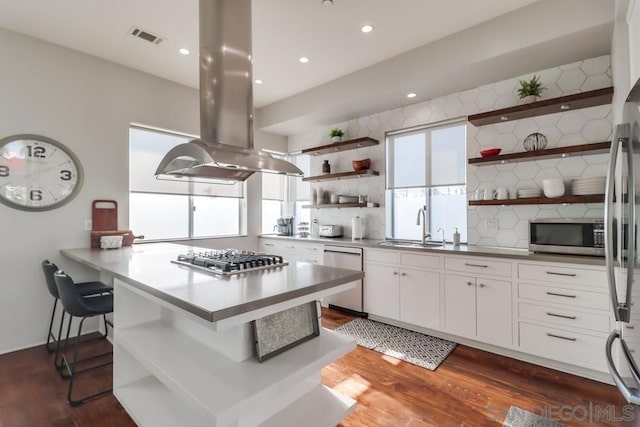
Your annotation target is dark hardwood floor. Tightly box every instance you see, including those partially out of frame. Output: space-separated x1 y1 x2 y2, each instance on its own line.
0 310 635 426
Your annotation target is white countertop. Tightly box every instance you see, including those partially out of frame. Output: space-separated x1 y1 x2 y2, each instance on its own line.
260 234 606 266
61 242 364 322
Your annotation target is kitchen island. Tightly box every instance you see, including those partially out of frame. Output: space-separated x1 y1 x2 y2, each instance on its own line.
61 242 363 427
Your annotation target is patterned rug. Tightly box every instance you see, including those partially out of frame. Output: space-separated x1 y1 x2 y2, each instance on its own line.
502 406 562 427
334 317 456 370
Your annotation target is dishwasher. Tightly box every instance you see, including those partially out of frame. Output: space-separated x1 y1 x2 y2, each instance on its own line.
323 245 365 316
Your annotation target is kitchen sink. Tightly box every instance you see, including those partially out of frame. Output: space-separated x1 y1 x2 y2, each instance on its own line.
377 241 444 248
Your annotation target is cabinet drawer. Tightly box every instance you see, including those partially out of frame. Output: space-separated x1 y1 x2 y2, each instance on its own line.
620 320 640 343
518 302 610 333
365 248 399 265
518 283 609 311
519 322 607 371
445 256 511 277
518 263 606 289
400 252 440 270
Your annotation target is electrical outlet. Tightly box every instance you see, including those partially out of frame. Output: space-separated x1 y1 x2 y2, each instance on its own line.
486 218 499 230
84 219 92 231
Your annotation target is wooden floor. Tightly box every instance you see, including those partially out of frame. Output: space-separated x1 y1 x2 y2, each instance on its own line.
0 309 635 426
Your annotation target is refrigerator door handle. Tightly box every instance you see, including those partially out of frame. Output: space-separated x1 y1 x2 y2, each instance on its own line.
625 128 637 319
606 329 640 404
606 131 622 320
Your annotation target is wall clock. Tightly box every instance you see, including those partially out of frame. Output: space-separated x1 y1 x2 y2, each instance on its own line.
0 134 83 211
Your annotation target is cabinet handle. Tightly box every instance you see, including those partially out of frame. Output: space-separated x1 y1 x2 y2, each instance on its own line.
264 243 274 246
545 291 576 298
306 259 317 263
467 282 474 286
478 283 486 288
546 333 577 342
401 272 407 276
465 263 488 268
546 312 577 320
626 325 635 330
306 247 318 251
546 271 577 277
392 271 398 275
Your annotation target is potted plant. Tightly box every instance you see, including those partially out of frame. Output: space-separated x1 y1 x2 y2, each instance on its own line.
329 128 345 143
517 74 545 103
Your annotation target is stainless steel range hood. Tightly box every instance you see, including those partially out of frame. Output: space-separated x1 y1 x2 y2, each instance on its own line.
155 0 303 182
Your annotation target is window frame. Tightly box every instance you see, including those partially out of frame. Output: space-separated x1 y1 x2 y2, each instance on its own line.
385 117 467 242
129 124 247 242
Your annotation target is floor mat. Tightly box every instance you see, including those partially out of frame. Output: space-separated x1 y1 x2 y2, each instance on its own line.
334 317 456 370
502 406 562 427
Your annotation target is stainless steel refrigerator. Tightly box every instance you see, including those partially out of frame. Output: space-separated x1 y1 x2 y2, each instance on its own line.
606 78 640 403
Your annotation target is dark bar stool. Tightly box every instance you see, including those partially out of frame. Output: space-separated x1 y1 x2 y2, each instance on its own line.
41 260 112 368
54 270 114 406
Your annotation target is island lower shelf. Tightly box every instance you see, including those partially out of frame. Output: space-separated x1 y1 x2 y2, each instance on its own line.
113 276 357 427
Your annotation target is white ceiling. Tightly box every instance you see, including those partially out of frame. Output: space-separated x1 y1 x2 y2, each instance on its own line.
0 0 541 109
0 0 536 107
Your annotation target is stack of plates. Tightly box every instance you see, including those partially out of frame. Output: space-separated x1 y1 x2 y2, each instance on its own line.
571 176 606 195
518 188 542 198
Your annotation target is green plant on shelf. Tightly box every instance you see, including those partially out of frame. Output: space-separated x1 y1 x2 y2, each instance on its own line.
517 74 545 99
329 128 344 138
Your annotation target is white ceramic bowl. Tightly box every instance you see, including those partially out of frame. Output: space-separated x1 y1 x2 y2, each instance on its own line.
542 178 565 198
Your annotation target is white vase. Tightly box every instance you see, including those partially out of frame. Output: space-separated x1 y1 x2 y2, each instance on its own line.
330 136 343 143
519 95 538 104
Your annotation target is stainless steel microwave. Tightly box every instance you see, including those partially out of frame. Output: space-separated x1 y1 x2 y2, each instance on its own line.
529 218 604 256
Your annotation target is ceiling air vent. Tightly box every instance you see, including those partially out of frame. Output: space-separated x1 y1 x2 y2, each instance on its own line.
129 26 163 45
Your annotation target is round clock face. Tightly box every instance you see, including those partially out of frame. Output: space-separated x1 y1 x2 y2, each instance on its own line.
0 134 83 211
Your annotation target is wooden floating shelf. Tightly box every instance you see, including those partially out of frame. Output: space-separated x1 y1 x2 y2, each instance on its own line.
468 87 613 127
468 142 611 165
303 203 373 209
302 170 380 182
301 137 379 156
469 194 604 206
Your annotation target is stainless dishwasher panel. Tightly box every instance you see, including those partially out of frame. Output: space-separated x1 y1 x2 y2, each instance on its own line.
323 245 364 315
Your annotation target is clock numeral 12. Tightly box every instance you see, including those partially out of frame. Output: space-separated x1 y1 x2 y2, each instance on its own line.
0 165 8 177
30 189 43 201
60 170 72 181
26 146 46 158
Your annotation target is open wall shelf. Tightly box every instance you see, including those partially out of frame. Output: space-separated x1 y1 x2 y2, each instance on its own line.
302 170 379 182
467 87 613 127
469 194 604 206
301 137 379 156
468 142 611 165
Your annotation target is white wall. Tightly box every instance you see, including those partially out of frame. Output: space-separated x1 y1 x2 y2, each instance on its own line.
289 56 613 247
0 28 276 354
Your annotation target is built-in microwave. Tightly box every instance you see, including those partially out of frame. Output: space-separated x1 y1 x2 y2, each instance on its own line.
529 218 604 256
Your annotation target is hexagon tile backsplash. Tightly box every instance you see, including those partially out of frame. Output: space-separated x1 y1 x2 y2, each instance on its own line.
288 55 612 248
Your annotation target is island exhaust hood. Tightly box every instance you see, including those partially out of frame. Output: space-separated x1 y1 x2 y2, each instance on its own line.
155 0 303 182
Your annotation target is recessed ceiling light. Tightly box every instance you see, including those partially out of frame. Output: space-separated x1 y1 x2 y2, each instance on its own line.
299 56 310 63
361 25 374 33
254 79 263 84
406 92 417 98
321 0 334 5
178 48 190 55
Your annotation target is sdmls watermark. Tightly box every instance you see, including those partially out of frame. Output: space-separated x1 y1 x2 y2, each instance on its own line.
486 403 637 423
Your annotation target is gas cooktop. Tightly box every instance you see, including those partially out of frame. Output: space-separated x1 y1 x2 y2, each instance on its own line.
172 250 288 276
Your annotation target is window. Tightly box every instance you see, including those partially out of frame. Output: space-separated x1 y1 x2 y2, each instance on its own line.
261 153 311 234
129 126 246 240
386 119 467 242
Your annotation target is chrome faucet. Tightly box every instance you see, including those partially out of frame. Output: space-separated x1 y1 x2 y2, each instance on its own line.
416 205 430 244
437 227 446 246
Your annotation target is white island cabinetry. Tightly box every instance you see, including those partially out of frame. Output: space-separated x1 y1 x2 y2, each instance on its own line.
62 243 361 427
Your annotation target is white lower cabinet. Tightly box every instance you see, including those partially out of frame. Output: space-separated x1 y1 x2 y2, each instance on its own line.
444 274 512 347
364 249 441 329
260 238 324 265
516 261 610 372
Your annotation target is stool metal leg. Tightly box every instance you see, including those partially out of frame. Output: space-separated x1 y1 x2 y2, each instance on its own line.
46 298 59 353
61 317 113 406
